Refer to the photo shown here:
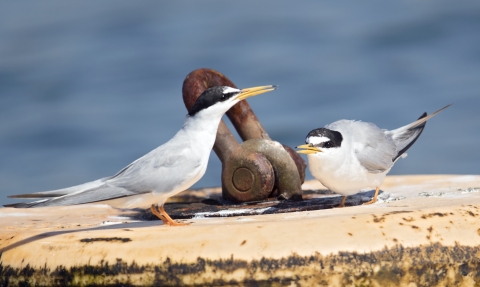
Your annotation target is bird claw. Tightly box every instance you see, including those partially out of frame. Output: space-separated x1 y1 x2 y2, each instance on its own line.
164 220 190 226
362 199 376 205
362 187 380 205
150 204 190 226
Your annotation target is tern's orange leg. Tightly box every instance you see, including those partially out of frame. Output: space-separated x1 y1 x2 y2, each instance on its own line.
337 196 347 208
157 205 189 226
150 204 168 224
363 187 380 205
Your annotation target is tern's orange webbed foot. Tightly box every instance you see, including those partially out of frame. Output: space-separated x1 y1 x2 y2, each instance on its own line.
158 206 190 226
363 199 376 205
363 187 380 205
164 220 190 226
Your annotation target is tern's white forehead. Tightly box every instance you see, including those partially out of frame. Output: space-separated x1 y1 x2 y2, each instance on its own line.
306 136 330 145
223 87 240 94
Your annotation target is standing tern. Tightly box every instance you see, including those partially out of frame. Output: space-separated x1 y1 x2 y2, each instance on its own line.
296 104 451 207
6 85 276 225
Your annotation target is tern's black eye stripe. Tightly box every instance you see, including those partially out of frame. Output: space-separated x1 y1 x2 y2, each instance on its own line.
221 92 236 101
305 128 343 148
188 86 237 116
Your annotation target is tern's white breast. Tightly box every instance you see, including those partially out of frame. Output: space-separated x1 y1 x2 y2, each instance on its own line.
307 151 388 196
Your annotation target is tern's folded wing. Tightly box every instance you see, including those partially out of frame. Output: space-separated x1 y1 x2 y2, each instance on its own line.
355 143 396 173
351 123 397 174
110 141 202 194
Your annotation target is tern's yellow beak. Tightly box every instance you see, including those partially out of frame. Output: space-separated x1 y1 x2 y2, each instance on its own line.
236 85 277 100
296 144 322 154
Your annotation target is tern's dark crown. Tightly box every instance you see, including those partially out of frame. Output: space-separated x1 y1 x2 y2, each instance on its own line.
306 128 343 148
188 86 238 116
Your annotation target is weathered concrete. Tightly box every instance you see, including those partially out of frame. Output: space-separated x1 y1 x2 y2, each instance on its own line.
1 175 480 286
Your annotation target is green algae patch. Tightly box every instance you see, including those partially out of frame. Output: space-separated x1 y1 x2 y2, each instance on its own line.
2 242 480 286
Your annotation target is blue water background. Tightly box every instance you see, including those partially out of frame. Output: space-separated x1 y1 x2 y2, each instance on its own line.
1 1 479 207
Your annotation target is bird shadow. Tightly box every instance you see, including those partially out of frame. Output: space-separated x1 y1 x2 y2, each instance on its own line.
0 220 162 254
344 189 385 207
130 188 387 219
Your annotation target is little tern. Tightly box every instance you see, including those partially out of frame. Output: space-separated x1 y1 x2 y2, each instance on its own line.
296 104 450 207
6 85 276 225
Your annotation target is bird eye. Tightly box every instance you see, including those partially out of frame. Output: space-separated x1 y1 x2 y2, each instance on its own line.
221 92 233 101
324 141 333 148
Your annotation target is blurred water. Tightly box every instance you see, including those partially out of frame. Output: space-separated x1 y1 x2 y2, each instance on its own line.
1 1 479 207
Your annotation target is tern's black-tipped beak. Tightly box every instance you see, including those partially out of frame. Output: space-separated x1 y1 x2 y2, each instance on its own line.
236 85 277 101
296 144 322 154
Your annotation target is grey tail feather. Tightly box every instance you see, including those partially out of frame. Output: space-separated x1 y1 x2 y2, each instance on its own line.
4 199 49 208
8 193 67 199
395 104 452 131
392 112 427 161
5 184 150 208
7 178 108 199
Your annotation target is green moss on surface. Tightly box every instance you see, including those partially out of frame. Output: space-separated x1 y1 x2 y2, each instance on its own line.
1 242 480 286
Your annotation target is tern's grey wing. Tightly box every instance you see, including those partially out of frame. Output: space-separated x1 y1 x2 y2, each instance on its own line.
355 143 395 173
6 156 162 207
7 133 203 208
334 121 397 174
110 140 202 194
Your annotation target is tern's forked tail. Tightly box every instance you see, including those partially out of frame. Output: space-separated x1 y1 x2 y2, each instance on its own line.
387 104 451 161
